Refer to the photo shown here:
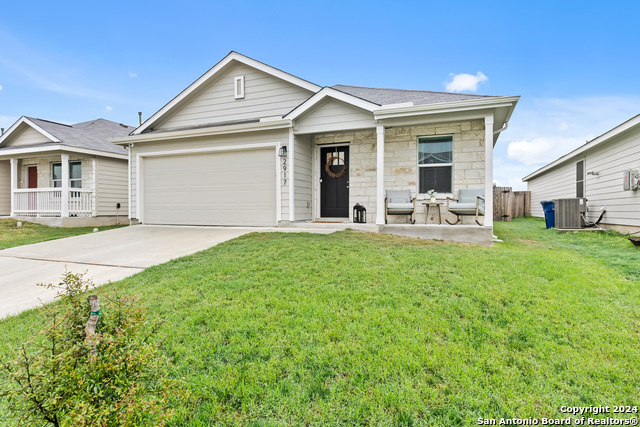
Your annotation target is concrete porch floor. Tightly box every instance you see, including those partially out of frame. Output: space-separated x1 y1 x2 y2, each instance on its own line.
283 221 493 245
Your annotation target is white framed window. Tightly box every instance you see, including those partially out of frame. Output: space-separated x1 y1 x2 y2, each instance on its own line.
417 135 453 194
52 161 82 188
576 159 584 197
234 75 245 99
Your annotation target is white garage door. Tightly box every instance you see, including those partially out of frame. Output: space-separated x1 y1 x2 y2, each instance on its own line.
143 148 277 226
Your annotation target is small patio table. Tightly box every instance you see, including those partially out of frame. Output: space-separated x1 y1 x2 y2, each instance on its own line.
422 201 443 225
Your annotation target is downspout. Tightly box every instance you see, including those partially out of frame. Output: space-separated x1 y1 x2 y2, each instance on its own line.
493 121 509 136
490 120 509 239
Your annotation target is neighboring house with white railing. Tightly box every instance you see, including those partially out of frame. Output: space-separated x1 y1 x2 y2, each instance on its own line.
0 116 132 226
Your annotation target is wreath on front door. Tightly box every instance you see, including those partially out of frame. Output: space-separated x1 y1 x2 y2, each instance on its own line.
325 155 348 179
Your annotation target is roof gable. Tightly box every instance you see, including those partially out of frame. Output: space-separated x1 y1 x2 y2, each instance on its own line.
286 87 379 121
0 117 59 148
0 116 133 156
134 51 322 135
294 95 376 134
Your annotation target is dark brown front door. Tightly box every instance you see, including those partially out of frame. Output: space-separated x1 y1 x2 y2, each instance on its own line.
28 166 38 188
27 166 38 211
320 146 349 218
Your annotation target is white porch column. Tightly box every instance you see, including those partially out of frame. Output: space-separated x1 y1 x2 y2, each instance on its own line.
484 114 494 228
61 153 69 217
9 158 17 217
376 125 385 225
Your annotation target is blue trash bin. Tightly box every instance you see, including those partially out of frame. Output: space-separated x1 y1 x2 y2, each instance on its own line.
540 201 555 229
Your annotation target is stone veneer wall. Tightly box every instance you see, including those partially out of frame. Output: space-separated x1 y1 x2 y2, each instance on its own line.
313 119 486 224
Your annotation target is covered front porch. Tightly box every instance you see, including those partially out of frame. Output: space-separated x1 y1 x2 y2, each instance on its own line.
3 153 94 219
279 86 515 246
286 116 497 245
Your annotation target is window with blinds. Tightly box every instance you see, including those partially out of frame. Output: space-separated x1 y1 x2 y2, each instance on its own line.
418 136 453 193
52 161 82 188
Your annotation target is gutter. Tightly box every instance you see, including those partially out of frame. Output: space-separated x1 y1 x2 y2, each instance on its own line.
111 119 292 145
373 96 520 121
0 144 128 160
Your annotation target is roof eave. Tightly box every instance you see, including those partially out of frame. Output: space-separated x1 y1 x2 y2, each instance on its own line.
373 96 520 120
113 118 292 144
0 144 127 160
523 113 640 182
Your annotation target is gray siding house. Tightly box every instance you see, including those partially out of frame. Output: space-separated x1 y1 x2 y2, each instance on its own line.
523 114 640 232
113 51 519 244
0 117 132 226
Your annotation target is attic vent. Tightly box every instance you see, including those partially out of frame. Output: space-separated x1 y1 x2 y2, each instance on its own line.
234 75 245 99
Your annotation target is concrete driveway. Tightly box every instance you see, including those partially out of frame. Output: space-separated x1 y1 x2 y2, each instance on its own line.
0 225 334 319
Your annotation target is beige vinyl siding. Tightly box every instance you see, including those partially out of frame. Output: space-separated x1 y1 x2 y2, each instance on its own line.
295 99 375 134
5 126 52 147
130 128 289 221
527 126 640 227
574 127 640 226
156 63 314 131
0 160 10 215
294 134 313 220
527 164 576 218
95 157 128 216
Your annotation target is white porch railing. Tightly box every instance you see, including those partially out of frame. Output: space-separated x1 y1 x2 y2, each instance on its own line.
68 190 93 217
14 188 93 217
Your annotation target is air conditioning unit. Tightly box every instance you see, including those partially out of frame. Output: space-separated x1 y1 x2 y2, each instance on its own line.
553 198 587 229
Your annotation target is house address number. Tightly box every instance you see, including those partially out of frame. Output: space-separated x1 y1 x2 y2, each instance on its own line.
281 157 288 185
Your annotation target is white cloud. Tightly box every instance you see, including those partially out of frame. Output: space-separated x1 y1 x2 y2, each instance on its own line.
128 71 137 78
507 136 584 166
445 72 488 92
494 95 640 188
105 105 113 112
0 84 3 91
493 157 540 190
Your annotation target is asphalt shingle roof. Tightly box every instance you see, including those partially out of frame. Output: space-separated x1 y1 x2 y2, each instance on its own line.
3 117 134 155
331 84 499 106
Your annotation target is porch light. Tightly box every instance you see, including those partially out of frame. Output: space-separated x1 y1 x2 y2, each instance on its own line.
278 146 288 158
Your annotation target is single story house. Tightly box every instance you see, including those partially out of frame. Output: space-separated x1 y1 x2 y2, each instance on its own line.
523 113 640 233
112 51 519 244
0 116 133 226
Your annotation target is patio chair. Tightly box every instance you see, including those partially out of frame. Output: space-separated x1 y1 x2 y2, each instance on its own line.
385 190 415 224
446 189 485 225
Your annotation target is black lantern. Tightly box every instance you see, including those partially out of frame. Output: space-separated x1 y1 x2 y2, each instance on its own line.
353 203 367 223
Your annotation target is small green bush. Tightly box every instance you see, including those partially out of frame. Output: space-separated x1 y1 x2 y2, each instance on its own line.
0 271 179 426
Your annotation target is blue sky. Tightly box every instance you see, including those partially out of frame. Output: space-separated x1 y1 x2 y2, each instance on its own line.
1 0 639 189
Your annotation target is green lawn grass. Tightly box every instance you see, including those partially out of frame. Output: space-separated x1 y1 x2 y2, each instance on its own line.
1 218 639 426
0 218 124 250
